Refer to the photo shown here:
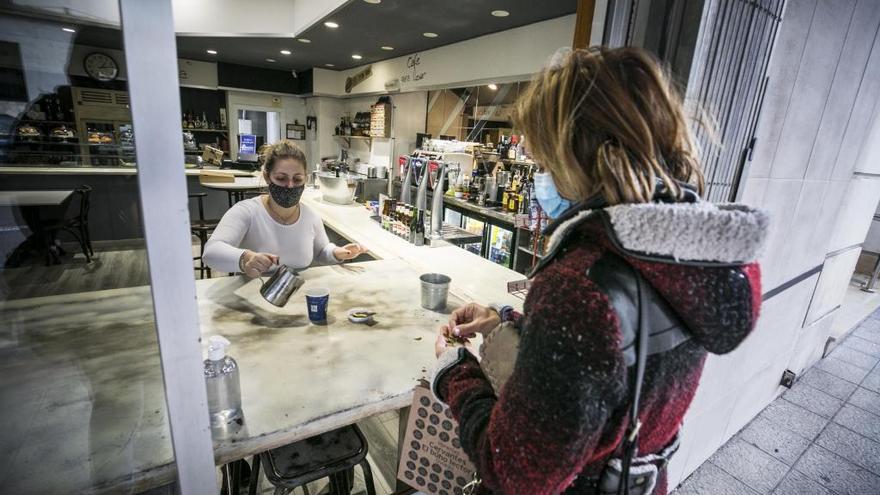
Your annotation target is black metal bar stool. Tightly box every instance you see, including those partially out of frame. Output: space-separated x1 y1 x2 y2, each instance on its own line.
39 185 94 264
248 425 377 495
188 193 220 279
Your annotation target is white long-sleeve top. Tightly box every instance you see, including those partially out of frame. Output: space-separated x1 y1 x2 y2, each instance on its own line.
203 196 338 273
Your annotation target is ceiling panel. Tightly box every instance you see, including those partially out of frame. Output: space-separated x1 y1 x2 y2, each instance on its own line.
6 0 577 73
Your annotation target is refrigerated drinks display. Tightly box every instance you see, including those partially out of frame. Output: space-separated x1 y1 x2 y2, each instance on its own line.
488 224 513 266
462 215 484 255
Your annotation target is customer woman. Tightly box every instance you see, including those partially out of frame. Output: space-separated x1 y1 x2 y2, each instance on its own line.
431 47 768 494
203 140 365 276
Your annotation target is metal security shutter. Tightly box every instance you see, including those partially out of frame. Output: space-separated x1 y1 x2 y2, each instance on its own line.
686 0 785 202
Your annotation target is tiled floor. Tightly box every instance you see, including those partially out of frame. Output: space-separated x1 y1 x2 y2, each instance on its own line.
675 310 880 494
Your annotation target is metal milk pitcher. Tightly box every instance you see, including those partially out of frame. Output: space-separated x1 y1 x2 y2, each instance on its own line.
259 265 304 307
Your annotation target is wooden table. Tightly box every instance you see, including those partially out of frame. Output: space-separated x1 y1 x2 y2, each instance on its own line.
0 258 461 493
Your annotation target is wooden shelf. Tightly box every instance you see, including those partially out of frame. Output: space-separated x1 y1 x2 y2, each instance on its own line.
334 134 372 147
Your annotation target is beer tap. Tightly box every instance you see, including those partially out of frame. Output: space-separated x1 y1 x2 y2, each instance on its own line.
400 156 414 205
430 161 448 239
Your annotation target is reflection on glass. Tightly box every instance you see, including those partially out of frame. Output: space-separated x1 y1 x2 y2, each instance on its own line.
426 81 525 145
0 8 175 494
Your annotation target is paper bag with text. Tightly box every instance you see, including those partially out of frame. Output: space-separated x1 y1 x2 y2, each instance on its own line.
397 385 476 495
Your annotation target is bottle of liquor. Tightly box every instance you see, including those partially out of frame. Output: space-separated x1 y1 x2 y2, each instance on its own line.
408 206 417 243
413 209 425 246
506 173 519 212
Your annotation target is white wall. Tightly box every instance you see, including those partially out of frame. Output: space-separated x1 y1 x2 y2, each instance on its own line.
389 91 428 169
312 15 582 97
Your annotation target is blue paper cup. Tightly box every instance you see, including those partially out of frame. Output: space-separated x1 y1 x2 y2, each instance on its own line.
305 287 330 322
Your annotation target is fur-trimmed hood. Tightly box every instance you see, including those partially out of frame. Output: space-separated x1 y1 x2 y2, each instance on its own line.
534 199 768 355
547 201 769 265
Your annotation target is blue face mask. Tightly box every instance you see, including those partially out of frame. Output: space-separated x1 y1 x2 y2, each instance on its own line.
534 171 572 218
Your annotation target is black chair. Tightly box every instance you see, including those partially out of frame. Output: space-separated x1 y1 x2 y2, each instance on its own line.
41 185 93 263
248 425 376 495
188 193 220 279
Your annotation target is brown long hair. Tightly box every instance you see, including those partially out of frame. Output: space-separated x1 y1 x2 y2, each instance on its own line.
514 46 705 205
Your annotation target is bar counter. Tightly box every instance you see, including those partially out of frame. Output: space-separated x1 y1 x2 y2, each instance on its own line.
0 186 525 493
0 165 256 176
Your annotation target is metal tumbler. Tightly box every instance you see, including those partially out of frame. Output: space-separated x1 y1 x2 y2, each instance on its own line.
420 273 451 311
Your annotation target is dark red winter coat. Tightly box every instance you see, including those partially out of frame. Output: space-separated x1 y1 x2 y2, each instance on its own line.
432 194 768 494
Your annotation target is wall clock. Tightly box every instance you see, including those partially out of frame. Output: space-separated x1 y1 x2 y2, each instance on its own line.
84 52 119 82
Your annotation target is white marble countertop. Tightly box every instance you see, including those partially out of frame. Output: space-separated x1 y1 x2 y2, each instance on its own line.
0 166 256 177
0 258 465 494
0 187 526 493
301 187 525 309
0 189 74 206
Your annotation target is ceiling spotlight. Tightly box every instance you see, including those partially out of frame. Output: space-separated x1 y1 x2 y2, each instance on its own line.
488 83 498 90
324 21 339 28
363 0 381 3
325 63 335 67
423 32 438 38
491 10 510 17
206 49 218 55
62 27 76 33
351 54 363 60
266 58 276 63
381 46 394 51
280 50 291 55
298 38 311 43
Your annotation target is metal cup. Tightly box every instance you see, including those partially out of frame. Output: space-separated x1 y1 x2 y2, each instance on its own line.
260 265 304 307
420 273 451 311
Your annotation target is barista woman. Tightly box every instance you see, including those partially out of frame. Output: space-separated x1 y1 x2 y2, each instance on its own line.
203 140 365 276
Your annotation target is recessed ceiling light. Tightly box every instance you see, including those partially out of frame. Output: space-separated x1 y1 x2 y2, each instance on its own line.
351 54 363 60
62 27 76 33
381 46 394 51
363 0 381 3
324 21 339 28
206 49 218 55
491 10 510 17
280 50 291 55
266 58 276 63
423 32 438 38
298 38 311 43
325 63 335 67
488 83 498 90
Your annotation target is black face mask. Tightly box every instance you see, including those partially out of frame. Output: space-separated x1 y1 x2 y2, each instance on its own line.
268 182 305 208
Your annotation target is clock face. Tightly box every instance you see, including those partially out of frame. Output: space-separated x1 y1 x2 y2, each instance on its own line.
84 52 119 82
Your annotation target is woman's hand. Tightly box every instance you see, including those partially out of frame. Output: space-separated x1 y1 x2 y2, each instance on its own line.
240 250 279 278
333 243 367 261
440 303 501 339
435 326 477 358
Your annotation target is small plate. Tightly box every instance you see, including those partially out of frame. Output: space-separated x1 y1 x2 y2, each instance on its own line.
347 307 374 324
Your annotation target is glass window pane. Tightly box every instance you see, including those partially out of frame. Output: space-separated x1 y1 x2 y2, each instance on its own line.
0 7 176 493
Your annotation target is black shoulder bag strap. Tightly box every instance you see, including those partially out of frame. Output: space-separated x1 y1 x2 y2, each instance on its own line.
617 270 650 495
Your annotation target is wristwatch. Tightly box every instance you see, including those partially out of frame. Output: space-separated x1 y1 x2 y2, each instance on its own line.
488 302 514 323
